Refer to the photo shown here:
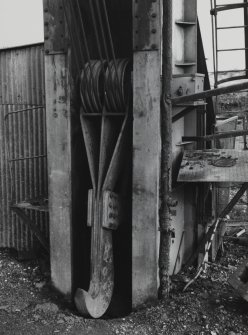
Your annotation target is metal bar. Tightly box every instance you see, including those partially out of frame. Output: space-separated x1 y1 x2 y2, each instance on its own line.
172 81 248 104
210 0 217 86
211 3 248 13
217 47 248 52
172 106 194 123
217 25 248 29
172 231 185 275
159 0 173 299
217 69 248 73
4 106 44 119
185 183 248 267
217 75 248 85
182 129 248 142
214 0 218 88
244 0 248 78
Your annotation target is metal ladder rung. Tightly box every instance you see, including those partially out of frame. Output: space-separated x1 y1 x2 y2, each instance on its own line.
217 47 248 52
175 20 196 26
213 3 248 13
217 75 248 85
217 69 248 73
212 0 248 88
217 25 248 30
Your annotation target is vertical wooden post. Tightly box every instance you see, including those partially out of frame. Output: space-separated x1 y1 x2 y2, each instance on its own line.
43 0 73 297
132 0 161 307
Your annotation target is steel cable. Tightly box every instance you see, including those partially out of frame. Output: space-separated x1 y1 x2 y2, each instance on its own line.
64 0 96 113
66 0 132 114
80 60 107 113
62 0 81 73
88 0 115 104
105 58 131 113
101 0 122 97
80 58 131 114
93 0 120 99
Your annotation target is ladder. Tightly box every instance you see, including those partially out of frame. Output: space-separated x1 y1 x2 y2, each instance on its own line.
211 0 248 86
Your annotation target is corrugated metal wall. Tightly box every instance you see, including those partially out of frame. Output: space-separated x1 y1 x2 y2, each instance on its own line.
0 44 49 251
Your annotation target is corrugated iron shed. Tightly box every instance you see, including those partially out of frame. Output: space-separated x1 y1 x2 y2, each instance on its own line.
0 43 48 251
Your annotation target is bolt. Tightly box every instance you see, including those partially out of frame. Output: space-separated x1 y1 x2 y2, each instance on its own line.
151 28 157 34
53 112 58 118
151 13 157 18
44 8 48 12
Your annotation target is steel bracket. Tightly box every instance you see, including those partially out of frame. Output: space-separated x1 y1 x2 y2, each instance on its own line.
87 190 121 230
133 0 160 51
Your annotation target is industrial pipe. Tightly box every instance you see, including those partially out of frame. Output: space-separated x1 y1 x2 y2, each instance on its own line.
172 81 248 105
159 0 173 299
182 129 248 142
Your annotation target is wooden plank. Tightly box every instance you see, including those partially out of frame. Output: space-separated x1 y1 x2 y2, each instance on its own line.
132 51 161 307
178 149 248 183
44 53 72 297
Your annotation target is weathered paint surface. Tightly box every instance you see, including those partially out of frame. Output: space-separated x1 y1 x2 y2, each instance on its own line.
132 51 161 307
45 53 72 297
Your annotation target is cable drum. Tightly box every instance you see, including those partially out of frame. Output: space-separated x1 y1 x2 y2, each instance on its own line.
105 59 132 113
80 60 107 113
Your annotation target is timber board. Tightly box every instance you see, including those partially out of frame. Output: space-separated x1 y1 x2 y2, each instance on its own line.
178 149 248 182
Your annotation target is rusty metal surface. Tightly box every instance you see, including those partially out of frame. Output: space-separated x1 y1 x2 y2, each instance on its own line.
133 0 160 51
0 44 48 251
178 149 248 183
43 0 66 54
